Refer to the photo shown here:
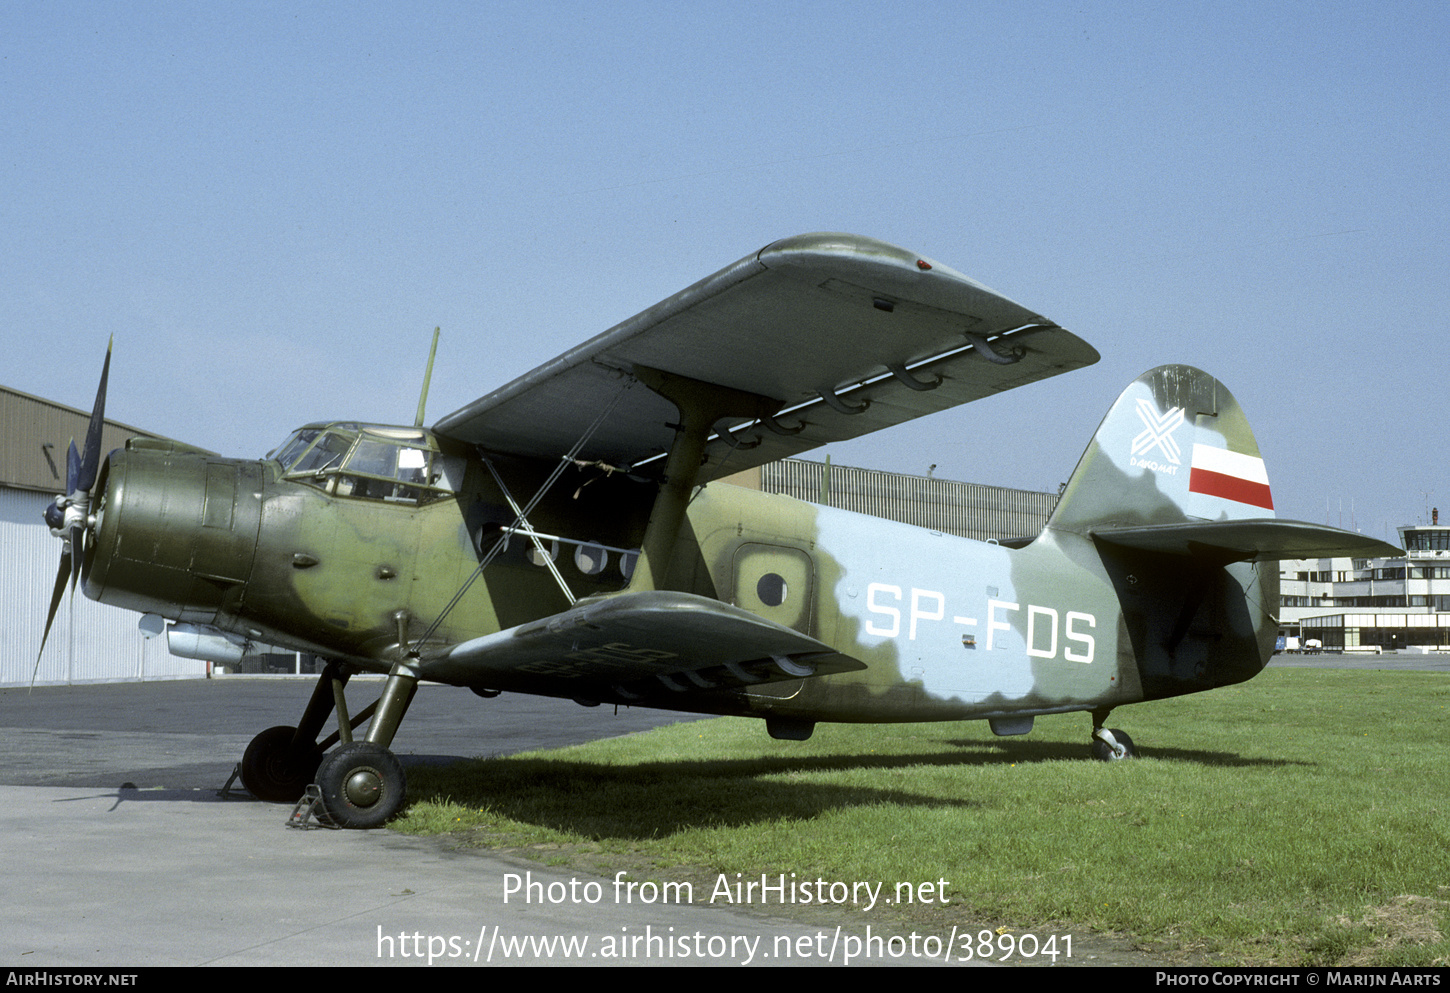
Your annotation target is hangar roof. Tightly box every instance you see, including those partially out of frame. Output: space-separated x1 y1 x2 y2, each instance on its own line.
0 385 186 493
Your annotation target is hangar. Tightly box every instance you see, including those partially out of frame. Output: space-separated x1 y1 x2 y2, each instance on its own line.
1 385 187 685
727 457 1056 545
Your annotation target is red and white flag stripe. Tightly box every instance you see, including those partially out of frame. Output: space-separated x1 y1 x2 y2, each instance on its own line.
1188 444 1273 510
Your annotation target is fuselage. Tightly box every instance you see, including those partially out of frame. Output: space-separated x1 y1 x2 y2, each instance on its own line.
81 424 1277 726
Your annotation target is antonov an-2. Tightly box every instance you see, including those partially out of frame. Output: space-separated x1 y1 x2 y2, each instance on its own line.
39 233 1398 827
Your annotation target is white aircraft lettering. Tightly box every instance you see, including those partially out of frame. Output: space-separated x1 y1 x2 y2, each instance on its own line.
985 599 1018 651
909 588 944 640
864 583 902 637
1025 605 1058 658
1064 611 1096 663
863 583 1096 664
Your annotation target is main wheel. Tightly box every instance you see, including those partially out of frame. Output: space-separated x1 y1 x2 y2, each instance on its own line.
240 725 322 802
1091 728 1136 761
315 742 407 829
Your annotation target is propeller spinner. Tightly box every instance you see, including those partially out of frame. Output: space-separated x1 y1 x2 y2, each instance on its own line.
35 339 112 684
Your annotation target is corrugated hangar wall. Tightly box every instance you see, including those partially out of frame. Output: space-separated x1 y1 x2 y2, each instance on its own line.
760 458 1058 543
1 386 190 686
2 487 187 686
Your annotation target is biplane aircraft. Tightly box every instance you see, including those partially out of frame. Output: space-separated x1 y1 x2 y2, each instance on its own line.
38 233 1399 827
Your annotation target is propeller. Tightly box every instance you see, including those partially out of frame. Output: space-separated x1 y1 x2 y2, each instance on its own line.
34 338 113 687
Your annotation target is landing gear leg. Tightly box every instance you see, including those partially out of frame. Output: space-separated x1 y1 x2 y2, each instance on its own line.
239 661 350 802
314 662 419 828
1090 707 1136 761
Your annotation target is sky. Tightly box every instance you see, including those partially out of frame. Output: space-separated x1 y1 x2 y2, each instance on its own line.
4 1 1446 542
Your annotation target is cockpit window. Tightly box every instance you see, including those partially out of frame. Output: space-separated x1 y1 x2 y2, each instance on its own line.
289 431 353 475
269 429 321 469
272 424 464 505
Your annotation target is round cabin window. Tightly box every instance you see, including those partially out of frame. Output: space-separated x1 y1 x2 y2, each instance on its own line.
757 572 788 607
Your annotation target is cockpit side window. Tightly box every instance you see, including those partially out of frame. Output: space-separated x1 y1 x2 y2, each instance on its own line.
270 429 321 470
348 438 403 479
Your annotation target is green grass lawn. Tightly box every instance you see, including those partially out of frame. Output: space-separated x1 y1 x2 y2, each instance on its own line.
394 667 1450 966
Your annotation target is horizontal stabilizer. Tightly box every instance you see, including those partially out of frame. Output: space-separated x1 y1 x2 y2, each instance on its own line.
1091 519 1402 563
425 590 865 697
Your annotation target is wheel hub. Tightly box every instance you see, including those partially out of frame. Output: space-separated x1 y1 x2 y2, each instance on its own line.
344 767 382 807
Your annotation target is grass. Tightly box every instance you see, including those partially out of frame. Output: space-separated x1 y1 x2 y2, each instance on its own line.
392 667 1450 966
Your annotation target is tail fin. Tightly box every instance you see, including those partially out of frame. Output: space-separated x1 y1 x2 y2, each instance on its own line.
1049 365 1273 533
1048 365 1397 562
1045 366 1398 700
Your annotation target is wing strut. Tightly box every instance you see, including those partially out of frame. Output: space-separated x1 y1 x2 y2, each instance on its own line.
625 366 777 593
416 378 635 649
483 456 576 606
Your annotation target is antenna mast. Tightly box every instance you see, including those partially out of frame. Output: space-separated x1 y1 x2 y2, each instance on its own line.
414 328 441 428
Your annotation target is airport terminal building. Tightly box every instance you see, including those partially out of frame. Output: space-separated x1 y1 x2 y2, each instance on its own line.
1278 520 1450 652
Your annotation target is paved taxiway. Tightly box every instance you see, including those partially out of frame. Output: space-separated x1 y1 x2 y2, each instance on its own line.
1 680 895 967
1268 652 1450 672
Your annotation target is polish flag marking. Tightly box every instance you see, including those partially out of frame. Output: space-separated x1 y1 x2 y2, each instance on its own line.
1189 444 1273 509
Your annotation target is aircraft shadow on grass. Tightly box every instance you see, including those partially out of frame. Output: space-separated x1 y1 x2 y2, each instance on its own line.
401 744 1310 840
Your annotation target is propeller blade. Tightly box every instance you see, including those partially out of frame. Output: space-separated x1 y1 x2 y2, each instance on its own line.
35 339 112 692
76 338 112 494
68 524 84 592
34 543 73 690
65 438 79 496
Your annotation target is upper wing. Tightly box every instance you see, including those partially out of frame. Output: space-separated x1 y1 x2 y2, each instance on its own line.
433 233 1098 483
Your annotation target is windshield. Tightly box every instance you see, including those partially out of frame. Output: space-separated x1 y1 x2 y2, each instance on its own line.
270 424 464 504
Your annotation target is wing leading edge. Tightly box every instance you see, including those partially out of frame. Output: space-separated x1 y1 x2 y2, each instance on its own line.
433 233 1098 482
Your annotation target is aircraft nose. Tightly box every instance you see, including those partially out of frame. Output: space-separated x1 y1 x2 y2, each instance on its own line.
82 445 265 624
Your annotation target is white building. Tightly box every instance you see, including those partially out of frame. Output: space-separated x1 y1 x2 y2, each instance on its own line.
1278 519 1450 652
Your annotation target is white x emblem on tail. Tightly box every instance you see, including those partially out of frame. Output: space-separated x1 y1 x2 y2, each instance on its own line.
1131 400 1184 464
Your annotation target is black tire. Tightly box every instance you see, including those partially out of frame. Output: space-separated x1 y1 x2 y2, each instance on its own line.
315 742 407 829
1091 728 1136 762
240 725 322 802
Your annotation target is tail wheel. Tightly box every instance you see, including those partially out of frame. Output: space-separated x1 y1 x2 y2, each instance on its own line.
1091 728 1136 761
316 741 407 829
240 725 322 802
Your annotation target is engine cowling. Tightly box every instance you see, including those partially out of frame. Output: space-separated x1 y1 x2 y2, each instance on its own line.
83 442 264 626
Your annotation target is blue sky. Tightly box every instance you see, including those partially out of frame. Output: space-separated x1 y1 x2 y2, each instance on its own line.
5 2 1446 540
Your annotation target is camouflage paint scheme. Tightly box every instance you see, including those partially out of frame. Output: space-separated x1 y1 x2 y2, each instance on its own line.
56 234 1399 825
84 365 1363 731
